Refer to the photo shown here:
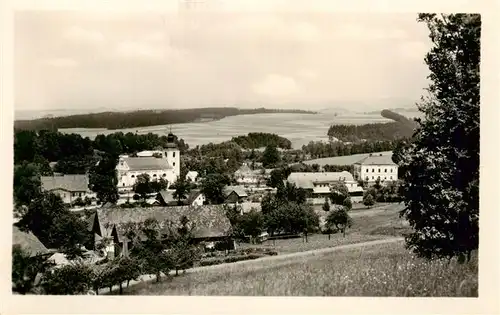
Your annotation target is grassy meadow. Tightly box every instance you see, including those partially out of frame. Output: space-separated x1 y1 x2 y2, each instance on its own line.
120 202 479 297
123 241 478 296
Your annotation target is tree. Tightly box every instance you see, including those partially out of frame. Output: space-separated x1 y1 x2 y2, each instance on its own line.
262 145 280 168
397 14 480 261
13 162 42 207
200 173 230 204
330 182 349 205
169 216 201 276
239 210 265 244
342 197 353 211
326 208 353 237
130 218 172 282
12 245 54 294
150 178 169 193
88 154 119 205
133 173 154 201
322 198 330 212
172 178 191 205
363 192 375 208
41 261 94 295
16 192 89 258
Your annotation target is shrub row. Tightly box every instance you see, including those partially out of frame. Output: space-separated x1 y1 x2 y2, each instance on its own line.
199 251 277 267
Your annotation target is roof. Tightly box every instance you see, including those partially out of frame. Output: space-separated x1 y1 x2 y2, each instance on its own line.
235 164 253 176
41 174 90 192
287 172 355 189
348 186 364 193
12 226 50 257
137 150 162 157
313 186 331 194
186 190 203 205
123 157 173 171
224 186 248 198
91 205 232 241
158 190 176 203
186 171 198 179
354 154 396 166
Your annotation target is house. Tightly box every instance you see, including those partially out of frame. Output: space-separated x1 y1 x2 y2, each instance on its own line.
234 163 259 187
287 171 355 195
87 205 234 258
186 171 199 182
224 186 248 204
12 226 51 257
185 190 205 207
116 132 180 192
353 153 398 183
41 174 95 204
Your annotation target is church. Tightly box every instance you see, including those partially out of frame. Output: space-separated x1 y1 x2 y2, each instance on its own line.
116 132 181 192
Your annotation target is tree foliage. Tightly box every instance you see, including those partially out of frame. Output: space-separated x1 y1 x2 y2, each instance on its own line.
326 207 353 237
261 145 281 168
397 14 480 261
200 173 231 204
16 192 89 258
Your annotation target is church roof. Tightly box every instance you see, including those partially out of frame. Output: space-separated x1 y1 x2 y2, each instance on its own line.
123 157 173 171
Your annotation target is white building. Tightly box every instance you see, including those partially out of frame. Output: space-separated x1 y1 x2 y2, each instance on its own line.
40 174 96 204
353 153 398 183
286 171 363 200
116 133 180 192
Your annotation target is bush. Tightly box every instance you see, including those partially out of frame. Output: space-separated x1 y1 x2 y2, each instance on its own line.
41 262 94 295
199 253 269 266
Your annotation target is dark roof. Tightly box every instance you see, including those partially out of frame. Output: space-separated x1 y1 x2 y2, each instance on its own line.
92 205 232 241
12 226 50 257
186 190 203 205
123 157 173 171
224 186 248 198
41 174 89 192
354 154 396 166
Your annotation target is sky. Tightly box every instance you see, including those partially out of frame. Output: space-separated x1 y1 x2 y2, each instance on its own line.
14 8 432 112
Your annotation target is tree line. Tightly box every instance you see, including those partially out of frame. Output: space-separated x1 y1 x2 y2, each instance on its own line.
301 139 403 160
231 132 292 149
14 107 317 131
327 122 415 142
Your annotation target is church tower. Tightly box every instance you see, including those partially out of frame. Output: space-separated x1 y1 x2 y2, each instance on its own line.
164 129 181 181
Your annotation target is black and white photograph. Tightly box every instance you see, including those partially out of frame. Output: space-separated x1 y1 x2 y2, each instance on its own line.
2 0 498 313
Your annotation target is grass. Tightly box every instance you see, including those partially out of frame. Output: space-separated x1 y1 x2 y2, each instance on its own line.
241 233 388 254
123 241 478 296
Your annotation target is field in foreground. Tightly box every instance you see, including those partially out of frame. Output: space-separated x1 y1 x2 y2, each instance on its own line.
123 241 478 297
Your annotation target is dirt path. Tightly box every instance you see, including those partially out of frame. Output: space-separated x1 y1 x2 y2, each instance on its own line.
104 237 404 294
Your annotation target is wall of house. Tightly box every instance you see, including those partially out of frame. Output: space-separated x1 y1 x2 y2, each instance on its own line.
117 168 177 191
164 148 180 178
51 189 94 204
359 165 398 182
192 195 205 206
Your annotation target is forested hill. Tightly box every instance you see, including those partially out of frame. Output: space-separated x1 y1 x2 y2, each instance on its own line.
327 109 418 142
14 107 317 131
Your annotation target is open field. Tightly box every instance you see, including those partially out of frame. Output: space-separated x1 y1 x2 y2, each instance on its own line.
301 151 393 166
123 240 478 296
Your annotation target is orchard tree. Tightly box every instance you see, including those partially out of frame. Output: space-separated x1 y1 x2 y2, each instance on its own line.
363 192 375 208
322 198 330 212
200 173 231 204
13 162 42 207
173 178 191 205
326 207 353 238
397 14 480 261
88 154 119 205
330 182 349 205
133 173 154 201
262 145 280 168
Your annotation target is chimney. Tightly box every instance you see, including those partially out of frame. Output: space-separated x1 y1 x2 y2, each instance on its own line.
369 153 373 157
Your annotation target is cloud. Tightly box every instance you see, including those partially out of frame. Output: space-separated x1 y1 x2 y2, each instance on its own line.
41 58 79 68
115 40 163 60
63 25 105 44
252 74 300 97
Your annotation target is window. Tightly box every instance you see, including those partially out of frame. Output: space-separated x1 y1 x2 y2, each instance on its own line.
131 175 135 178
390 176 393 180
153 174 157 177
173 162 176 166
390 168 392 173
384 169 387 173
366 176 369 180
372 176 374 180
163 173 166 177
372 168 374 172
378 169 381 173
123 183 125 186
173 152 176 157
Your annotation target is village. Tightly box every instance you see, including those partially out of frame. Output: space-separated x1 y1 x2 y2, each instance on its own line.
13 128 402 294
